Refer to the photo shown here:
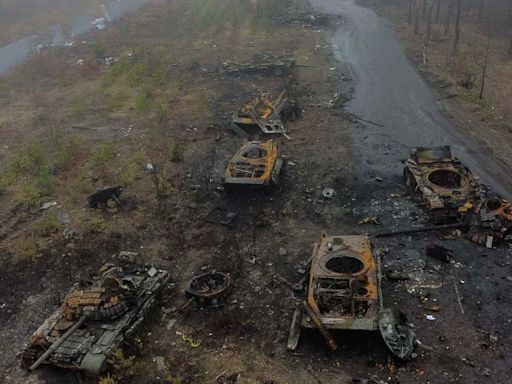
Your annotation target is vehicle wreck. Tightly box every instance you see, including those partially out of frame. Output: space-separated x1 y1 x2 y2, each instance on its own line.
20 263 171 375
404 146 512 245
224 139 283 187
232 90 298 138
220 52 295 76
287 233 415 360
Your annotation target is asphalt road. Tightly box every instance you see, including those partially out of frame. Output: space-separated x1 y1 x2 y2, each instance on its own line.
309 0 512 197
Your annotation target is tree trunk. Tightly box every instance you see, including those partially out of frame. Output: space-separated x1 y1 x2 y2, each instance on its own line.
426 0 434 40
477 0 484 21
444 0 454 36
414 0 421 34
421 0 428 20
435 0 441 24
480 33 491 99
451 0 462 67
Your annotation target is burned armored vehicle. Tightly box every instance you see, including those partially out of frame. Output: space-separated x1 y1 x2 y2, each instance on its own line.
21 264 171 375
403 146 481 223
404 146 512 245
232 90 298 138
287 233 414 359
224 140 283 187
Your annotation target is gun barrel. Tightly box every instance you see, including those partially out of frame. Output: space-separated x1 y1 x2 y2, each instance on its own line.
29 315 88 371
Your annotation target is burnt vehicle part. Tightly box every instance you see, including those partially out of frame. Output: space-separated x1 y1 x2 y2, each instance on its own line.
205 207 239 225
232 90 297 138
404 146 512 244
426 243 454 262
287 233 414 359
404 146 479 224
21 264 171 375
184 272 232 307
88 186 123 208
220 52 295 76
224 140 283 187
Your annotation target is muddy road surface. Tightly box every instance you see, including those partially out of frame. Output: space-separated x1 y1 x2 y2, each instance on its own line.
310 0 512 198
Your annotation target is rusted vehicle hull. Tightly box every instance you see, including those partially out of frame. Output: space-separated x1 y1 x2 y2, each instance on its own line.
404 146 512 245
224 139 282 187
288 233 415 359
232 90 297 137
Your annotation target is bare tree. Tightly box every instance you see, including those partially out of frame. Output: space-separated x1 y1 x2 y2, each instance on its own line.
451 0 463 67
414 0 421 34
426 0 434 41
435 0 441 23
479 32 491 99
444 0 455 36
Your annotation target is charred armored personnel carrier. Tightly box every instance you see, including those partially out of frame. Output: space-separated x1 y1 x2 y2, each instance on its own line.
404 146 512 245
232 90 298 138
21 263 171 375
403 146 481 223
224 139 283 187
287 233 415 359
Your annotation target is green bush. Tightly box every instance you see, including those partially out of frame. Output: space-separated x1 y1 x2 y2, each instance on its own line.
14 236 39 261
70 97 85 116
134 89 152 115
121 163 139 185
8 142 45 180
92 40 108 59
127 63 148 88
36 213 61 237
103 92 130 114
55 134 88 170
92 143 117 166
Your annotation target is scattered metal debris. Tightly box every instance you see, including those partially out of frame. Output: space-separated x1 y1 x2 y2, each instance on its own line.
220 52 295 76
20 264 171 375
358 216 381 225
87 186 123 208
224 140 283 187
40 201 58 210
205 207 239 225
287 233 415 359
322 187 336 199
426 243 454 262
185 271 232 307
232 91 298 138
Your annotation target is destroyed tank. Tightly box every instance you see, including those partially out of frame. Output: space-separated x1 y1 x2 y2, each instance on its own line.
20 263 171 375
287 233 415 359
404 146 512 245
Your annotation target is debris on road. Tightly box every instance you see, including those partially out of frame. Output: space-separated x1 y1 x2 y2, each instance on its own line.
426 243 454 262
205 207 239 225
322 187 336 199
224 140 283 187
358 216 381 225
